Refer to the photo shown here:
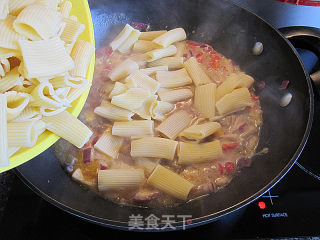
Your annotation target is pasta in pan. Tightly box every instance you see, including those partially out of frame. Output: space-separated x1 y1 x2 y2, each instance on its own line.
55 23 262 208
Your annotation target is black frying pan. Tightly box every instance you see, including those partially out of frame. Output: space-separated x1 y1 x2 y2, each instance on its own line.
15 0 317 231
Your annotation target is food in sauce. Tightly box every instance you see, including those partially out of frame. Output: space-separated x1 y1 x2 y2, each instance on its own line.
55 24 262 207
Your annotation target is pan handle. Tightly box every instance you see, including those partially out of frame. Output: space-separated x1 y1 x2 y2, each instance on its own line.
279 26 320 93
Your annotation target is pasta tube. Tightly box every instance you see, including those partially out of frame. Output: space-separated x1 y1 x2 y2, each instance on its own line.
156 110 192 140
147 56 184 70
59 1 72 17
94 131 123 159
194 83 217 118
0 0 9 19
109 82 128 98
108 59 139 82
18 37 74 78
151 101 174 121
94 100 134 122
0 67 23 93
110 24 134 51
177 140 223 164
69 40 95 78
131 95 157 120
60 17 85 45
111 88 151 111
66 79 91 103
184 57 212 86
118 29 141 54
152 28 187 48
13 4 61 40
5 91 31 121
98 169 145 191
131 137 178 160
155 68 192 88
12 106 40 122
42 110 93 148
179 122 222 140
8 0 37 16
158 88 193 103
7 120 41 147
139 30 167 41
112 120 154 137
124 70 160 94
133 40 158 53
216 87 253 116
30 82 66 109
139 65 168 76
0 15 26 51
147 164 194 200
216 72 254 100
146 45 177 62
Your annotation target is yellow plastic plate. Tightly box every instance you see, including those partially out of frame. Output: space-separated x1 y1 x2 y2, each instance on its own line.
0 0 95 173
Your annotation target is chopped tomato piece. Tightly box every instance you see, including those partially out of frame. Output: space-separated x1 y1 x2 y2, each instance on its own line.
209 55 221 69
186 41 202 47
224 162 235 175
196 52 203 58
222 142 239 150
251 95 259 101
217 162 224 175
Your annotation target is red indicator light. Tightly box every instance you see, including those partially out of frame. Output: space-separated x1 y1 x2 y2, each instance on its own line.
258 201 266 209
186 219 192 225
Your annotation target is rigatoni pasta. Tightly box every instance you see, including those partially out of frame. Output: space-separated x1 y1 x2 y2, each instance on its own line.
146 45 177 62
94 131 123 159
179 122 222 140
117 29 141 54
133 40 158 53
42 110 92 148
131 137 178 160
194 83 217 118
112 120 154 137
110 24 134 51
18 36 74 78
155 68 192 88
216 87 253 116
124 70 160 94
177 140 223 164
98 169 145 191
13 4 61 40
156 110 192 139
216 72 254 100
147 56 184 70
139 30 167 41
108 59 139 82
152 28 187 48
147 164 194 200
62 24 262 207
158 88 193 103
69 40 95 78
184 57 212 86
